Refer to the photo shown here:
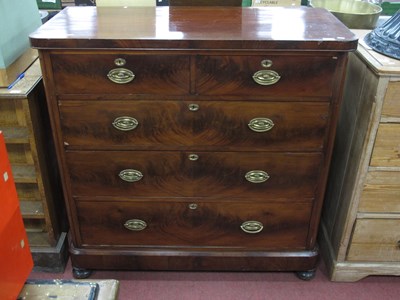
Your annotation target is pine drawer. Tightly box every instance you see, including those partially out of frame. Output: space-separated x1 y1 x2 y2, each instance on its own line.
359 171 400 213
370 124 400 167
381 82 400 119
347 219 400 262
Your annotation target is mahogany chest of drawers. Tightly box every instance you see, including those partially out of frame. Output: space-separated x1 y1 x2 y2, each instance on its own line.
30 6 357 279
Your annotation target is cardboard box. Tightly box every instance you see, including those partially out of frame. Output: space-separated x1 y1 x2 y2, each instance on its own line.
243 0 301 6
0 0 41 87
0 48 38 88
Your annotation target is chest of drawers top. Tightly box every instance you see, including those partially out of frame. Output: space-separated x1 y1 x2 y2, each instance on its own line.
30 6 357 51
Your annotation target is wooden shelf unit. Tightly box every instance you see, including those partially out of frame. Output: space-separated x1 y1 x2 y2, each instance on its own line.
0 60 68 272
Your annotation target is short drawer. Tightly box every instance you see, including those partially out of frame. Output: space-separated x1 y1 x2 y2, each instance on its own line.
381 82 400 119
359 171 400 213
370 124 400 167
59 100 330 151
347 219 400 262
50 53 190 95
76 200 312 249
195 55 338 97
66 151 322 200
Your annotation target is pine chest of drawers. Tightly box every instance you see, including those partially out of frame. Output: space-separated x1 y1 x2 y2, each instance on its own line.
30 6 357 279
320 31 400 282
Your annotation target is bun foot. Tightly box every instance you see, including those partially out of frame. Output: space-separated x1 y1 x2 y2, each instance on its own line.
72 267 92 279
296 269 316 281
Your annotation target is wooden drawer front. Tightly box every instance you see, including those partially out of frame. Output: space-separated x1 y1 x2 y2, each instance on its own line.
76 200 312 248
347 219 400 262
381 82 400 119
370 124 400 167
50 53 190 95
66 151 322 200
359 171 400 213
59 100 329 151
195 55 338 97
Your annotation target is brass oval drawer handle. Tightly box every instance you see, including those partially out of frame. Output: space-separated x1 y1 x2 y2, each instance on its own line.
112 116 138 131
248 118 274 132
107 67 135 84
253 59 280 86
241 221 263 234
124 219 147 231
253 70 281 86
119 169 143 182
245 170 270 183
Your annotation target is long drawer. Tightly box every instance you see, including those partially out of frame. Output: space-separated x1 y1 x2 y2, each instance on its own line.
50 53 338 98
59 100 330 151
76 200 313 249
347 219 400 262
65 151 323 200
381 81 400 118
370 124 400 167
50 53 190 95
359 171 400 213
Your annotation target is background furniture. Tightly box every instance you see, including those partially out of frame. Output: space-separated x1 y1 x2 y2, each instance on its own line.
0 60 68 272
320 30 400 282
30 6 356 279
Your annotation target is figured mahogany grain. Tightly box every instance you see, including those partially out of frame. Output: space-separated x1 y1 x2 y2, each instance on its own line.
66 151 322 200
76 200 312 248
195 55 339 97
51 53 190 95
59 100 329 151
